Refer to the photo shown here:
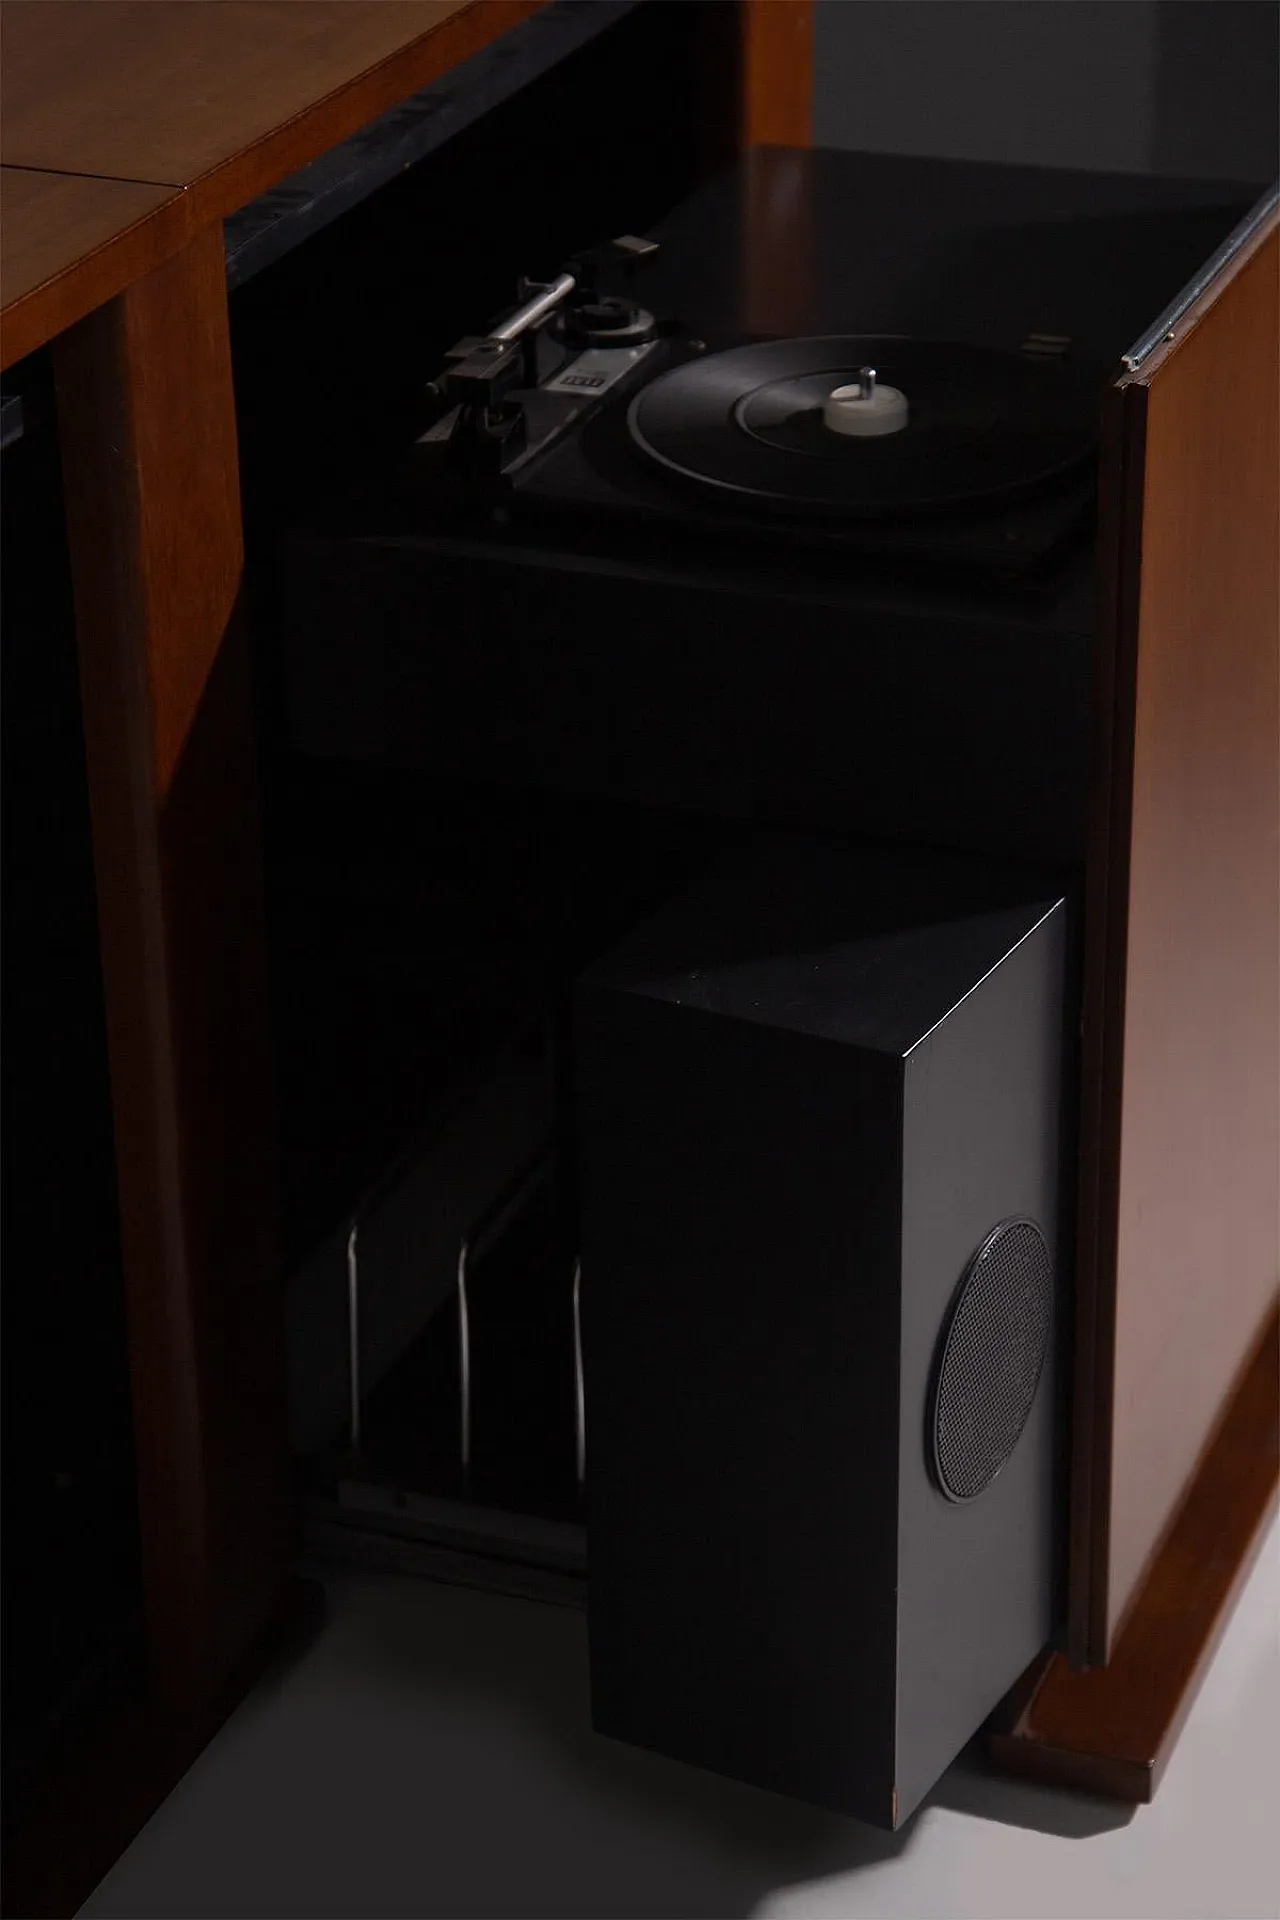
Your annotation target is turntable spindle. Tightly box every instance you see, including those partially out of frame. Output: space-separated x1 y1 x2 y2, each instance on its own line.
823 365 910 438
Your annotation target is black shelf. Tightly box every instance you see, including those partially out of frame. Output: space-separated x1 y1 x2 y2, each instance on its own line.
224 1 641 290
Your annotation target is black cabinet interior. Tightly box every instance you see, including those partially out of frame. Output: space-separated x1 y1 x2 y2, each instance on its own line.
233 33 1260 1599
231 1 730 1560
0 358 144 1815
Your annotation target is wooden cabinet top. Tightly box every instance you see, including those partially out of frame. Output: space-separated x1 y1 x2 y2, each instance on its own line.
0 0 544 367
1 166 190 367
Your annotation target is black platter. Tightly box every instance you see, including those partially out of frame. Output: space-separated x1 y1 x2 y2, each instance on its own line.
625 335 1102 517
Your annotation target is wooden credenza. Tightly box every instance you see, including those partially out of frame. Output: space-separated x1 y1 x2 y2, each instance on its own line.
0 0 1274 1905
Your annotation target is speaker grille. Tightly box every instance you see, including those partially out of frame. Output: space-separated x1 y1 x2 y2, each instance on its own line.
930 1218 1052 1504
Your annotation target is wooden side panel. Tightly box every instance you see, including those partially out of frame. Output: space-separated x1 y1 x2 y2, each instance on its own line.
53 224 290 1708
1077 218 1280 1661
992 1303 1277 1801
738 0 812 149
695 0 813 341
699 0 812 175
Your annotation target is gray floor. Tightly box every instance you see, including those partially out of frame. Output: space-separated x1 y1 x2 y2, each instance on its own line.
81 1519 1279 1920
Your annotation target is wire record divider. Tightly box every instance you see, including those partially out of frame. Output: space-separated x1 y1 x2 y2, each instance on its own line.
303 1126 589 1605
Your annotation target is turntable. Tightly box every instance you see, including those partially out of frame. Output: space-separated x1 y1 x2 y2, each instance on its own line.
410 231 1108 579
285 147 1257 861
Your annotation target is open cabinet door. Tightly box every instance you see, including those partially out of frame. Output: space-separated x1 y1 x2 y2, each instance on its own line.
1072 191 1279 1667
990 190 1278 1804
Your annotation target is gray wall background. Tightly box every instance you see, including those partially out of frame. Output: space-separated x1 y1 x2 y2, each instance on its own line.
814 0 1279 182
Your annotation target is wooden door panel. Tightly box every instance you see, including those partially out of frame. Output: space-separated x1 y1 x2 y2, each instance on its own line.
54 226 292 1706
1073 208 1279 1662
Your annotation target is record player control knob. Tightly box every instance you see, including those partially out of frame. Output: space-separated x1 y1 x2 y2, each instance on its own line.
823 367 909 438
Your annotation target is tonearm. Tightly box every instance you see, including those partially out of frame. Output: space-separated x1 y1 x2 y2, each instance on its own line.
425 235 659 481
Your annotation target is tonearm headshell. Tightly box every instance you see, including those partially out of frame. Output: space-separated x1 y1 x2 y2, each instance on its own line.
419 234 662 485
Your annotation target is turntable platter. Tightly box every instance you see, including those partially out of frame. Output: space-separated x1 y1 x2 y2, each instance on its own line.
626 336 1101 516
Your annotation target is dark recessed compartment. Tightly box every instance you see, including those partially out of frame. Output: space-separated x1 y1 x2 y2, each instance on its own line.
269 762 733 1598
1 358 144 1815
238 107 1263 1826
230 0 729 1589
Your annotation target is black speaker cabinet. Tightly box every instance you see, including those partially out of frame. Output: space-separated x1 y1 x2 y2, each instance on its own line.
574 837 1067 1828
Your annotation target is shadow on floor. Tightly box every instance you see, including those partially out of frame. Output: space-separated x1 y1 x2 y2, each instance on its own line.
79 1562 1132 1920
927 1747 1134 1840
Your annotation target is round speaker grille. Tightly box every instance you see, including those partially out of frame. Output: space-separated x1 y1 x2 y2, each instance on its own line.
930 1218 1053 1504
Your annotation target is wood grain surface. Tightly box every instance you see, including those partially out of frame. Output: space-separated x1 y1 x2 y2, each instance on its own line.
992 1301 1277 1800
739 0 812 147
0 166 190 370
53 224 291 1709
1 0 547 361
697 0 812 175
1 2 542 209
1073 213 1280 1662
